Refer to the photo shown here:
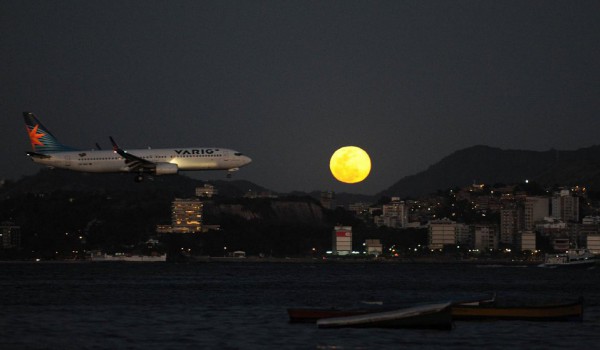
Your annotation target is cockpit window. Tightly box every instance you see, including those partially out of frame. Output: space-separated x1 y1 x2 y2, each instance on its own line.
234 152 243 156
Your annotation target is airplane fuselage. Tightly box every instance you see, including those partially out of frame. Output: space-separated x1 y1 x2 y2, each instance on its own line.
23 112 252 181
29 147 251 174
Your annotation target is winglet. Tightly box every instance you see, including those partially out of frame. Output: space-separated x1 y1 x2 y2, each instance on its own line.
109 136 119 153
109 136 129 158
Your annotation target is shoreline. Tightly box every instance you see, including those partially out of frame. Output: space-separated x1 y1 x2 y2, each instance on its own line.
198 256 542 265
0 256 544 266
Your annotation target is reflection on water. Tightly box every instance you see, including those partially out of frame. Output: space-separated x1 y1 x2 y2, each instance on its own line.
1 262 599 349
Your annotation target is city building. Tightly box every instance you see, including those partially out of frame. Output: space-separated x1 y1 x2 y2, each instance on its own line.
428 218 456 250
535 217 569 243
551 189 579 222
500 207 522 246
157 198 203 233
524 196 549 230
518 231 536 252
196 184 218 198
455 223 472 248
579 216 600 249
332 226 352 255
473 225 498 251
365 239 382 256
379 197 408 228
582 216 600 225
587 234 600 254
348 202 371 216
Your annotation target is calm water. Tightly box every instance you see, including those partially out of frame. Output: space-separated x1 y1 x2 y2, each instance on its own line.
1 261 599 349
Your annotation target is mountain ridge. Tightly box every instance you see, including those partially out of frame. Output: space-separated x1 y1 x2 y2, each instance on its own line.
377 144 600 198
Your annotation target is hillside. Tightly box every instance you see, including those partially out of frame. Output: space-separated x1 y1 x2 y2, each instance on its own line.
0 170 335 259
0 169 267 199
378 145 600 198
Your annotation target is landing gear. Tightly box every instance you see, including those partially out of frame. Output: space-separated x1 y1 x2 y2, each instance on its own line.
135 174 144 182
226 168 239 179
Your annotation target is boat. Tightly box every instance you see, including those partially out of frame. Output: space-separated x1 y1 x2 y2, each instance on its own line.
289 294 584 323
287 294 494 323
316 302 453 330
89 251 167 262
538 249 596 269
451 297 584 322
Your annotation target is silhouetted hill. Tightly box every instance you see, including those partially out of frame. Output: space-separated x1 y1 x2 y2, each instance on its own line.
0 169 267 199
378 145 600 198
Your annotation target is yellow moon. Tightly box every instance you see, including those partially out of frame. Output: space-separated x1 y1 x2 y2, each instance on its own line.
329 146 371 183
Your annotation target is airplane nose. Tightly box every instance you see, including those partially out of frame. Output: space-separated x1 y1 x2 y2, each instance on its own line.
244 156 252 165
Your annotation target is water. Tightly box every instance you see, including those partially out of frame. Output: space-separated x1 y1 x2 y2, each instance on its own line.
1 262 599 349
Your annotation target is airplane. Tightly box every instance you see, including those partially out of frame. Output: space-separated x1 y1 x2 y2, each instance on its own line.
23 112 252 182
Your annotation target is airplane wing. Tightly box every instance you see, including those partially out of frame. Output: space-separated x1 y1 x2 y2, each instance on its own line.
109 136 155 172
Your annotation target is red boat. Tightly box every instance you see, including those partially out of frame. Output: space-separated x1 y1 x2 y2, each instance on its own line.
452 298 584 322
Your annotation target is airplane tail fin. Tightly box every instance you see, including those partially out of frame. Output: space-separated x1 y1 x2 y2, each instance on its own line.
23 112 77 152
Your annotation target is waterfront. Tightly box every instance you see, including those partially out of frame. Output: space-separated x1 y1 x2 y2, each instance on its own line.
1 262 599 349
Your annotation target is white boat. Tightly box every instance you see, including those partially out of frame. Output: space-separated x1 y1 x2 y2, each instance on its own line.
539 249 596 269
316 302 452 329
89 252 167 262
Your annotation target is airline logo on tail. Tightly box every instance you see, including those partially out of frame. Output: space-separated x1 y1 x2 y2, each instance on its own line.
27 124 46 148
23 112 76 153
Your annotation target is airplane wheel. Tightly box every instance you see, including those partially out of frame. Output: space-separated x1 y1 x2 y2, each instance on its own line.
135 175 144 182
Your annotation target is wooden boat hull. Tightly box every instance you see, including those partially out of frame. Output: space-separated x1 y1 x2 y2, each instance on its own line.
289 296 582 324
316 302 453 330
288 295 495 323
452 298 583 321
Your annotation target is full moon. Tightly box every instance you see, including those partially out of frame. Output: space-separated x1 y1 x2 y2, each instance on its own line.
329 146 371 184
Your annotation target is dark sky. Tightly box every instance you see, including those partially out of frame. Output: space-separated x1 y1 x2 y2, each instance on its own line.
2 0 599 195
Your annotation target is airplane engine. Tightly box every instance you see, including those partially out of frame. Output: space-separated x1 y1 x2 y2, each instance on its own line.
154 163 179 175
